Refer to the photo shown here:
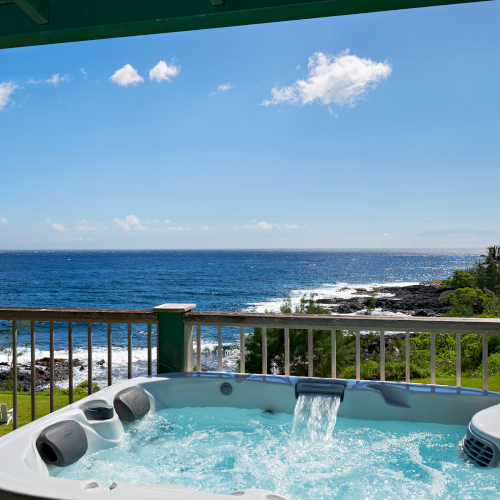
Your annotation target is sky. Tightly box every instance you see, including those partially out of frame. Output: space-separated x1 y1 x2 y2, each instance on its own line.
0 0 499 250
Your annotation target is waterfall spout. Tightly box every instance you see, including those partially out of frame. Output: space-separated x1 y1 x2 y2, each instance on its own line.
291 394 341 444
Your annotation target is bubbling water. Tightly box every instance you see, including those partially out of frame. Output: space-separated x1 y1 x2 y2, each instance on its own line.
56 404 497 499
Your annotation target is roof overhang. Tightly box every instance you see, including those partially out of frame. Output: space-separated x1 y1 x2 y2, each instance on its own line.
0 0 491 50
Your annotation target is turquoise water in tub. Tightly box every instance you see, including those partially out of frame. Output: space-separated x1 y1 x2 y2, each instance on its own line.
57 395 500 499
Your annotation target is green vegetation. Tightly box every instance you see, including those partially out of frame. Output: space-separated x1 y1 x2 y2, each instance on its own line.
441 245 500 317
0 381 99 438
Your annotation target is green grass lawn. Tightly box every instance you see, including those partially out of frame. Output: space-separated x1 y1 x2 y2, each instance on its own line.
2 376 500 438
0 391 87 438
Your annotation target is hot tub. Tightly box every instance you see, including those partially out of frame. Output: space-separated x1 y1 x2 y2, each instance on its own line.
1 373 500 500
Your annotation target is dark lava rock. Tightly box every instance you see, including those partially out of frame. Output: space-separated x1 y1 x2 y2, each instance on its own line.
0 357 87 392
327 284 452 317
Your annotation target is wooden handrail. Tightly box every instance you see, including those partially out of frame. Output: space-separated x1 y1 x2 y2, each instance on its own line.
0 307 158 323
184 311 500 334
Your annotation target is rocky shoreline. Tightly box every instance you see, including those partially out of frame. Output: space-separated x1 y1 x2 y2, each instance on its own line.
0 357 91 392
317 280 451 317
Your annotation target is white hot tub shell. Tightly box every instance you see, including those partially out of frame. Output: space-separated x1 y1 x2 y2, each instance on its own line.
1 372 500 500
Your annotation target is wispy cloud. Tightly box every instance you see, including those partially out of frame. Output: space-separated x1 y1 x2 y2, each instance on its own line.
164 224 192 231
149 61 180 83
418 228 500 238
0 217 8 226
210 82 234 96
68 237 94 241
262 50 391 108
80 68 88 80
233 219 300 230
113 214 148 231
45 219 69 231
74 219 107 231
151 220 193 231
29 73 70 86
110 65 144 87
0 82 18 111
199 225 214 231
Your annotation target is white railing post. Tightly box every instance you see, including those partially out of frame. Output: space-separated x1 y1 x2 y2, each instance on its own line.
356 331 360 382
331 329 336 379
50 321 55 409
68 322 73 404
405 331 410 383
308 328 313 377
107 323 112 384
380 330 385 382
12 320 17 430
127 322 132 379
284 327 290 377
184 323 193 372
30 321 36 420
239 326 245 374
262 327 267 375
483 333 488 391
456 333 461 388
430 332 436 385
197 325 202 372
147 323 152 376
218 325 223 372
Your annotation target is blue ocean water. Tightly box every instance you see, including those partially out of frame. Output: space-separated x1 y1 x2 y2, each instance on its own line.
0 249 482 383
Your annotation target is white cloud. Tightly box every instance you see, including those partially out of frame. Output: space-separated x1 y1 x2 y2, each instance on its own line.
110 64 144 87
29 73 70 86
68 237 94 241
45 219 69 231
165 224 192 231
261 50 391 108
234 219 300 230
210 82 234 96
113 214 148 231
80 68 88 80
0 217 8 226
199 225 213 231
147 220 193 232
74 219 107 231
0 82 18 111
149 61 180 83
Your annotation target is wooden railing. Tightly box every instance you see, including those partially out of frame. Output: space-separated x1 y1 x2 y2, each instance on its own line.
2 305 500 432
184 312 500 390
0 307 158 430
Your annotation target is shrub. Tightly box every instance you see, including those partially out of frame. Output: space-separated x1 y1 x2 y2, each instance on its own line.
442 270 475 290
440 287 500 316
443 304 474 317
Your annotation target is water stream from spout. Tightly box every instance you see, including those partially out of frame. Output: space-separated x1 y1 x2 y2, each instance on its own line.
291 394 341 444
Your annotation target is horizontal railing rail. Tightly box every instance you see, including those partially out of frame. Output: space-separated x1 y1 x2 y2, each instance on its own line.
0 307 158 323
184 312 500 334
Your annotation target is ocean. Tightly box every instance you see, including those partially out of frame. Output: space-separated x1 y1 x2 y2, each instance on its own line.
0 249 482 386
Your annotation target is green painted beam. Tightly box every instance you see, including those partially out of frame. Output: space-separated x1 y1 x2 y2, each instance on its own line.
15 0 49 25
0 0 491 50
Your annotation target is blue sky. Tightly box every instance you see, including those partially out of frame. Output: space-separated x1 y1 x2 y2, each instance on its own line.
0 1 499 249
